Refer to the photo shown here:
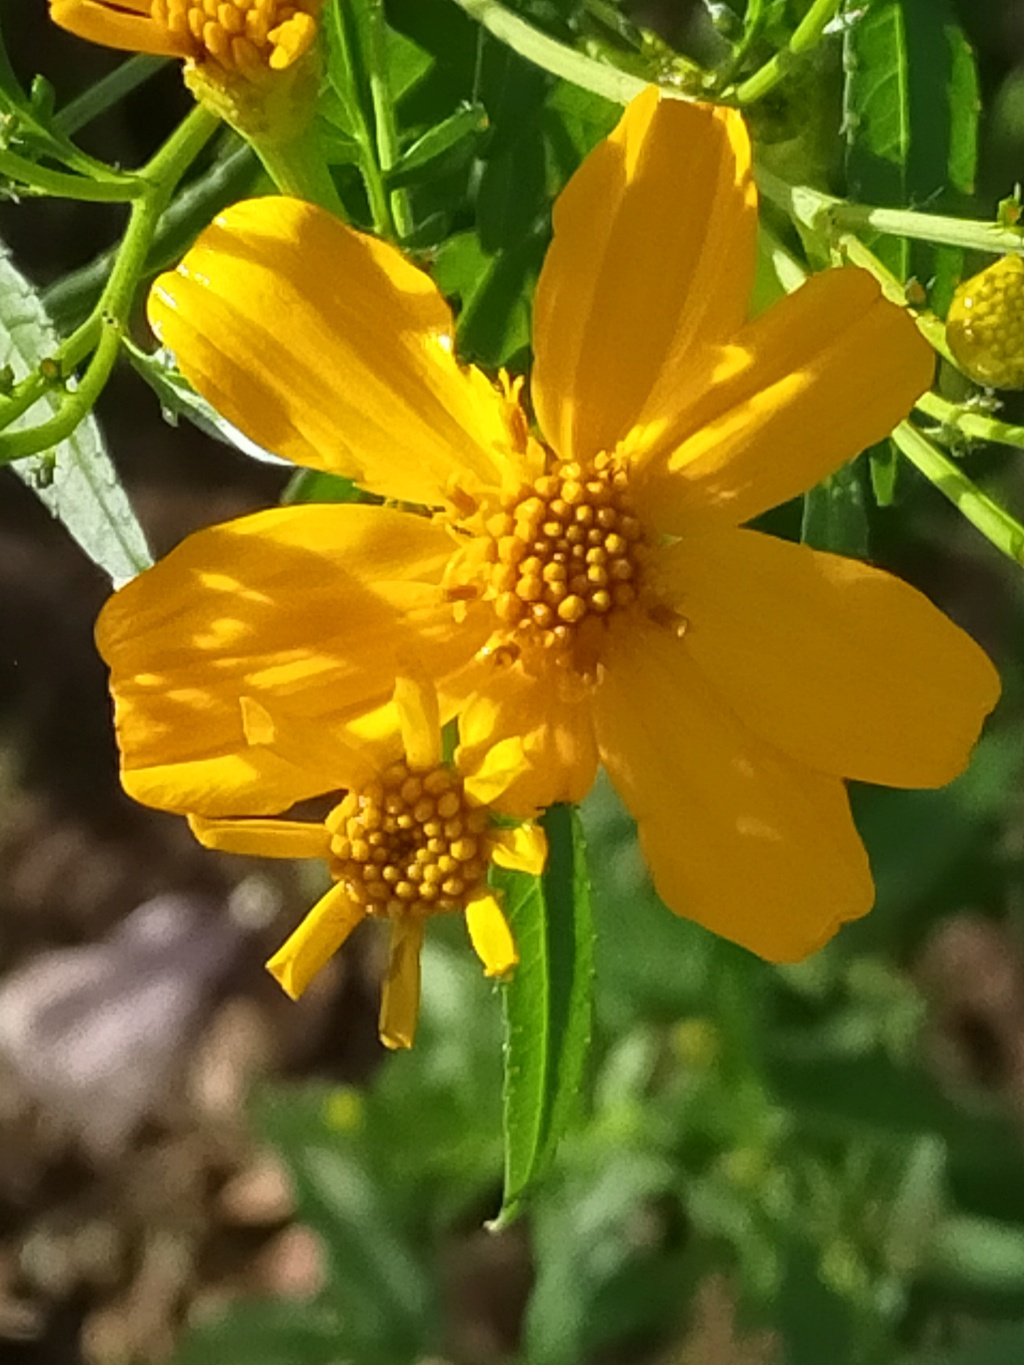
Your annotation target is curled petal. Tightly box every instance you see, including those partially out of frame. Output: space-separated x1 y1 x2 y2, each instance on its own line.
490 823 548 877
393 673 442 772
465 889 518 979
189 814 332 860
266 883 365 999
379 916 425 1050
50 0 190 56
461 736 530 806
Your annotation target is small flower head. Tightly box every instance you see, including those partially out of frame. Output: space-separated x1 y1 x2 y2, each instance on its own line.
947 255 1024 390
189 676 545 1050
50 0 321 77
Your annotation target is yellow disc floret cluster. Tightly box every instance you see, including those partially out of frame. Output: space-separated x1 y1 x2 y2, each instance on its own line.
946 255 1024 391
325 760 492 919
482 452 645 659
152 0 319 72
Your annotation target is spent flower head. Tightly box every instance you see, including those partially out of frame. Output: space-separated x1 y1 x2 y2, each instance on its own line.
97 89 1000 964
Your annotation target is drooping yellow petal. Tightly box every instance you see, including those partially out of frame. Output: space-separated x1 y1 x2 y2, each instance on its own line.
532 88 757 464
652 529 1000 787
189 813 332 859
456 663 599 817
379 916 425 1050
460 735 530 806
148 197 520 505
594 615 874 962
266 882 365 999
239 696 380 792
465 888 518 978
490 823 548 877
50 0 190 56
95 504 490 816
393 673 441 772
634 267 934 530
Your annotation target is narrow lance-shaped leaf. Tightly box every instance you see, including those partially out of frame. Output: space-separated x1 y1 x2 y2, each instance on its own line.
493 803 594 1226
0 237 151 586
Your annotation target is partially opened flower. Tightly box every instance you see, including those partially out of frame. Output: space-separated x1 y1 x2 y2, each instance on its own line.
49 0 321 76
187 675 545 1049
97 88 1000 964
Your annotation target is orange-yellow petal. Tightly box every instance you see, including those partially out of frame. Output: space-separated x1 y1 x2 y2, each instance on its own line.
532 88 757 464
456 663 599 817
465 888 518 978
379 916 424 1050
634 268 934 530
50 0 190 56
490 823 548 877
460 735 530 807
266 882 365 999
393 672 442 772
96 504 489 817
189 813 332 859
594 615 874 962
148 198 518 506
653 529 1000 787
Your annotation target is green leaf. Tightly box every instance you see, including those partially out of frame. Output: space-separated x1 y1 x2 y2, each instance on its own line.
387 102 490 188
800 460 870 557
493 803 594 1225
170 1300 347 1365
0 239 151 585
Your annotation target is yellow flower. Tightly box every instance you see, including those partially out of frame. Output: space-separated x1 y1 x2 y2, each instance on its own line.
49 0 320 76
190 675 545 1049
946 256 1024 390
97 89 1000 963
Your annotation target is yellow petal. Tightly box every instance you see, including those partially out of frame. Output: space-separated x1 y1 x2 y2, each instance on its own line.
96 504 489 816
148 197 515 505
653 529 1000 787
532 88 757 463
456 662 599 817
266 882 365 999
634 267 935 530
594 615 874 962
379 916 425 1050
465 889 518 978
189 813 332 859
239 696 380 792
393 673 441 772
50 1 189 55
460 735 530 806
490 823 548 877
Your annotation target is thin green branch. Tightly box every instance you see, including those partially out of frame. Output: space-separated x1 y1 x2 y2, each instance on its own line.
0 105 220 464
916 392 1024 453
364 0 414 240
733 0 841 104
449 0 666 105
0 147 145 202
892 421 1024 565
54 55 168 135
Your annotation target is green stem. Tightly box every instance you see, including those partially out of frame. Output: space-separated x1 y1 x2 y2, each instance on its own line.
733 0 841 104
449 0 664 105
54 55 168 135
0 148 145 202
251 125 345 214
364 0 413 240
835 233 954 363
0 105 220 464
892 421 1024 565
916 391 1024 453
757 166 1024 258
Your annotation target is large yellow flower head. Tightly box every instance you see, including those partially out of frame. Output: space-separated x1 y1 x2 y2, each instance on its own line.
190 674 545 1049
97 89 1000 963
49 0 320 77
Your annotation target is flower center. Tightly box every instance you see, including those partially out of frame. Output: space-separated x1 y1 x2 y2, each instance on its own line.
325 761 491 919
482 452 644 661
151 0 319 71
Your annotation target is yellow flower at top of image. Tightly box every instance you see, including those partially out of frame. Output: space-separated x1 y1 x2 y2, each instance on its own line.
49 0 321 78
189 674 546 1049
96 88 1001 965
